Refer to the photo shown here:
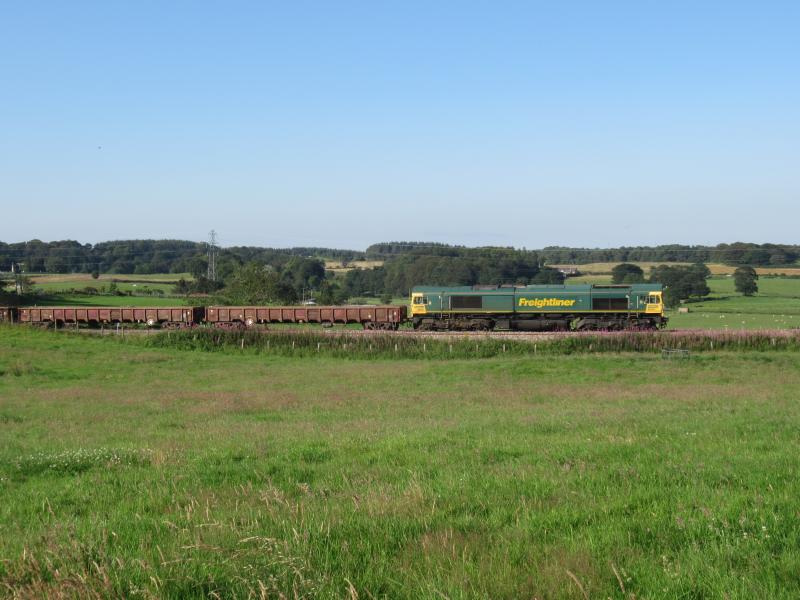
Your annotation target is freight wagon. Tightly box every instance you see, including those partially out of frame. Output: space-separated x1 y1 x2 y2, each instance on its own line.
205 305 405 329
410 284 666 331
0 307 14 323
17 306 203 328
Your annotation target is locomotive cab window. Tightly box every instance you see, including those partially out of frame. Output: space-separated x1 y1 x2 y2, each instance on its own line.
413 296 429 305
450 295 482 309
647 294 660 304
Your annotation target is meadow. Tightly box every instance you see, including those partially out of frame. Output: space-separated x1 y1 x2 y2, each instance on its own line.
667 277 800 330
1 327 800 598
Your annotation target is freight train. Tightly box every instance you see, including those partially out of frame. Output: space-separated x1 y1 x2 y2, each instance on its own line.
0 283 666 331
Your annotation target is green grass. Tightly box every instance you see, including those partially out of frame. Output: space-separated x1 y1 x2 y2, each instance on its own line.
1 327 800 598
667 277 800 330
8 272 191 295
30 294 190 307
31 281 178 294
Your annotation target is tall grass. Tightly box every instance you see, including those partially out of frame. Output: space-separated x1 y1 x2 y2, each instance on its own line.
139 328 800 358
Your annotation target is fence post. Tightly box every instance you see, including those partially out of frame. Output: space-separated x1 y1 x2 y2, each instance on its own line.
449 344 452 354
317 342 320 352
423 343 426 353
503 344 506 353
241 338 244 350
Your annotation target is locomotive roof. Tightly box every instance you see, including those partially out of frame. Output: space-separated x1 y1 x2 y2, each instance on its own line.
412 283 663 293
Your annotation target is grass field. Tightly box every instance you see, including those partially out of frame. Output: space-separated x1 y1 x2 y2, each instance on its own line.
20 273 191 295
29 294 191 307
667 277 800 330
2 327 800 598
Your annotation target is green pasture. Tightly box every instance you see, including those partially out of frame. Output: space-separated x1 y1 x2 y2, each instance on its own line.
28 294 190 307
30 281 177 294
23 273 190 295
667 276 800 330
1 327 800 598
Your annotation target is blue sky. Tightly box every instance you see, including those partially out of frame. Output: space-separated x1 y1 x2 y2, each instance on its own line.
1 1 798 249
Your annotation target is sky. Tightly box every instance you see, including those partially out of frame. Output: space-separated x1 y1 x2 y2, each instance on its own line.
1 1 798 250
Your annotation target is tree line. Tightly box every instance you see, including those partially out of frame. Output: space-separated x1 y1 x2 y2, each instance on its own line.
366 241 799 266
2 239 797 276
0 240 363 276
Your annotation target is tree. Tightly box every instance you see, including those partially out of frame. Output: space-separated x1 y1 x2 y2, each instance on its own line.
611 263 644 284
649 264 710 307
188 257 208 280
530 267 566 284
91 269 100 279
734 266 758 296
222 262 296 305
316 280 348 305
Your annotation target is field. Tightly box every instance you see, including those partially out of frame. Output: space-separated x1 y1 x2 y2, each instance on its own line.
2 327 800 598
324 260 384 273
667 277 800 330
30 294 191 307
22 273 191 295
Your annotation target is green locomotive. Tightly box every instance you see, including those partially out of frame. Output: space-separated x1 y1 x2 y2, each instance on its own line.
410 283 666 331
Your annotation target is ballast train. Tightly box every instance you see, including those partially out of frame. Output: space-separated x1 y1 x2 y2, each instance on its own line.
0 283 666 332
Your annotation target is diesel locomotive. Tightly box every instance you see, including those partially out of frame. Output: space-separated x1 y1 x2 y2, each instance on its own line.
410 283 666 331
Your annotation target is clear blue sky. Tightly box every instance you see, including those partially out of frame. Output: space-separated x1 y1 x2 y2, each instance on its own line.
1 1 798 249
